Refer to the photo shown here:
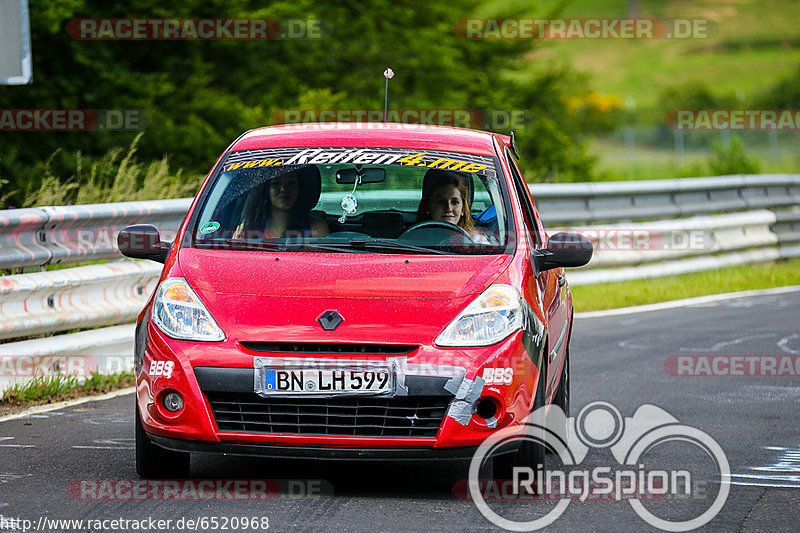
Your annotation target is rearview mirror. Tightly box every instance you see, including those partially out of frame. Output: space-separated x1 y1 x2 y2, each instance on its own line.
533 232 593 272
335 168 386 184
117 224 171 263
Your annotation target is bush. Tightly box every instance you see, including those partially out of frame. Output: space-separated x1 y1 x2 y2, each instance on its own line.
20 133 202 208
706 136 761 176
757 65 800 108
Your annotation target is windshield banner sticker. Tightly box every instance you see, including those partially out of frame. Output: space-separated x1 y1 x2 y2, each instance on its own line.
224 147 494 176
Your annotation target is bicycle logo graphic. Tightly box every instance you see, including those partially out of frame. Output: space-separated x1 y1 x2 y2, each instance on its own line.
469 401 730 531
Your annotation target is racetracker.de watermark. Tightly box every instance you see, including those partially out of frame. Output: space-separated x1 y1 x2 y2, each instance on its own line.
0 355 133 378
454 18 716 40
665 109 800 130
0 109 147 131
550 228 715 251
66 18 328 40
68 479 331 500
665 355 800 376
271 109 530 130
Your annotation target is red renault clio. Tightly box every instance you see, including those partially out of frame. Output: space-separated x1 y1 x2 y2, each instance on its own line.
119 123 592 478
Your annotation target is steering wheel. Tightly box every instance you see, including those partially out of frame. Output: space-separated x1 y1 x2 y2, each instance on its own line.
399 220 474 243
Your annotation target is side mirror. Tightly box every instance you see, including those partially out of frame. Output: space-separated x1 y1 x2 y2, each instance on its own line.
533 232 593 272
117 224 171 263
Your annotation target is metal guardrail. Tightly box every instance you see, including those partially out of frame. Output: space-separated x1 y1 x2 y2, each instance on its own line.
2 175 798 271
0 261 160 340
0 174 797 359
0 199 190 270
565 210 779 268
532 174 800 224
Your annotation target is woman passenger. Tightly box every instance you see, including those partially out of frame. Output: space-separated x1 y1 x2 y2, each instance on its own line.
234 167 328 239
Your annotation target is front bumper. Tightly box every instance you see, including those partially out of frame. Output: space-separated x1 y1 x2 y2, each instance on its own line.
137 322 541 450
149 433 520 461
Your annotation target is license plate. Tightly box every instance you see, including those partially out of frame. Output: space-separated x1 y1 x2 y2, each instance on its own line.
262 368 392 395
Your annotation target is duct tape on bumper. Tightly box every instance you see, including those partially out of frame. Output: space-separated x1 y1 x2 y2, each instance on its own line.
444 374 485 425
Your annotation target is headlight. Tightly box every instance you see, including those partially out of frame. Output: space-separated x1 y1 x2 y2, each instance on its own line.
436 284 524 346
151 278 225 341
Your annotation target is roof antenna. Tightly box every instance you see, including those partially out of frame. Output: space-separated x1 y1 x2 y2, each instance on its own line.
383 68 394 122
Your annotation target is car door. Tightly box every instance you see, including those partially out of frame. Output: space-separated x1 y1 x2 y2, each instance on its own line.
504 150 568 403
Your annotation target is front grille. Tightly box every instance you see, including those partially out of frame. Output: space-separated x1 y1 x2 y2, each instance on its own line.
206 392 449 437
241 342 417 355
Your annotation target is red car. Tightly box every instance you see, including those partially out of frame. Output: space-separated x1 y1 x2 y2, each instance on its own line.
119 123 592 478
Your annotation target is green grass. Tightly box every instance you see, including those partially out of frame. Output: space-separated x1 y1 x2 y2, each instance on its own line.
572 258 800 311
590 138 800 181
532 0 800 109
518 0 800 179
8 132 202 210
0 371 134 405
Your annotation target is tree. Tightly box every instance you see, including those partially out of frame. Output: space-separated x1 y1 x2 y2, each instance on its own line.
0 0 606 207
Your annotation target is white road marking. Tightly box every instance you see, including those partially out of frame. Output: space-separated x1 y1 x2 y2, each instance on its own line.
73 437 134 450
618 339 652 350
678 333 777 352
0 437 35 448
0 473 32 484
72 446 132 449
575 285 800 318
0 388 135 424
727 446 800 488
725 481 800 488
82 417 129 425
778 334 800 355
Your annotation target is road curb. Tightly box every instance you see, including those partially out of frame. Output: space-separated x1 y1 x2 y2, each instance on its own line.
575 285 800 318
0 387 135 423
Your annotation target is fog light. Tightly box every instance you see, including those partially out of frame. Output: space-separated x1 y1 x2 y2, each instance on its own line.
475 397 498 420
163 391 184 412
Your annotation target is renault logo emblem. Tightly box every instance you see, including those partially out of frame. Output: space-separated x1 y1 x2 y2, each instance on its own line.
318 310 344 331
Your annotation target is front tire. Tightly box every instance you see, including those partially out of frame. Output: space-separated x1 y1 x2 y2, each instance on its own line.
549 344 570 453
135 404 190 478
492 355 547 479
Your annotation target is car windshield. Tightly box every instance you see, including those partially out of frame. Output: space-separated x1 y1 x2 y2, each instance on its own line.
193 146 510 255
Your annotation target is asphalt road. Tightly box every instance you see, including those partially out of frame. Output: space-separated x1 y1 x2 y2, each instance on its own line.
1 288 799 532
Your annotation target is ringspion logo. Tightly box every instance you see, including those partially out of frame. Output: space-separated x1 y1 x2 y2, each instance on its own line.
465 402 730 531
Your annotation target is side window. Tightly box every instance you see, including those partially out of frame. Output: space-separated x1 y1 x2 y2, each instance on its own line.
506 151 542 248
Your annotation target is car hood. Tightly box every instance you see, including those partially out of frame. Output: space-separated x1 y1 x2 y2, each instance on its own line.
178 248 512 343
179 248 510 300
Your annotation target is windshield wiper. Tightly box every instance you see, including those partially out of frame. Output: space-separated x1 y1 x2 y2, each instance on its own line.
198 239 353 253
197 239 283 251
199 238 449 255
279 241 361 253
347 239 449 255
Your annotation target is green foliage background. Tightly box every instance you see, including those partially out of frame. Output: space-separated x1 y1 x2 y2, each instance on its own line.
0 0 615 207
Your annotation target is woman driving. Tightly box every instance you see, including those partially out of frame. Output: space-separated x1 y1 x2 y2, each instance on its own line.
415 169 490 244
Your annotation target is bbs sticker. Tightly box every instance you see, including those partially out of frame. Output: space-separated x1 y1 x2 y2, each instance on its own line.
482 367 513 385
149 360 175 379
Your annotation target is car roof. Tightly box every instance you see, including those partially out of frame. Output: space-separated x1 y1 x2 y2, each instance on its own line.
231 123 509 157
